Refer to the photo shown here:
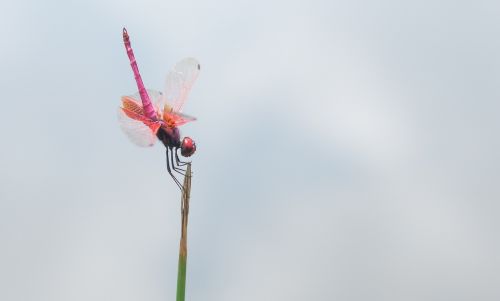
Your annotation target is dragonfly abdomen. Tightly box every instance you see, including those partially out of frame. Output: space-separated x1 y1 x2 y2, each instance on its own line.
123 28 157 121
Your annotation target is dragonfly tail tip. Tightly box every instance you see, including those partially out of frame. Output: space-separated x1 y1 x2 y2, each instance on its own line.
122 28 129 42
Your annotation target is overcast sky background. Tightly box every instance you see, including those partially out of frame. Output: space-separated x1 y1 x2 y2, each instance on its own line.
1 0 499 300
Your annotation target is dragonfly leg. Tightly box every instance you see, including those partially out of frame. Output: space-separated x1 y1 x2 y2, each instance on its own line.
175 148 190 166
170 147 187 176
166 148 184 191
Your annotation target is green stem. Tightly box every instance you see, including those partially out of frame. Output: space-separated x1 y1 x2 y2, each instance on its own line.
176 163 191 301
176 253 187 301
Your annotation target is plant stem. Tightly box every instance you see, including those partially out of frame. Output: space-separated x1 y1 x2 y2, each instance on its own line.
176 163 192 301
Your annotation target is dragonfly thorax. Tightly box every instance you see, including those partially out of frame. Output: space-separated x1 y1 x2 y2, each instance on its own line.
157 127 181 149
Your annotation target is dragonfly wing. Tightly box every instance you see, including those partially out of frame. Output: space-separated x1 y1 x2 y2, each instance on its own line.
163 111 197 127
122 95 144 115
164 58 200 113
131 89 164 119
117 105 161 147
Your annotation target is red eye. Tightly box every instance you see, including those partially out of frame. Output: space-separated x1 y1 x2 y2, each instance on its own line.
181 137 196 157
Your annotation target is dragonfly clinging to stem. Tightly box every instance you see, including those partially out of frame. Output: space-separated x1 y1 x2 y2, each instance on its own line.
119 28 200 190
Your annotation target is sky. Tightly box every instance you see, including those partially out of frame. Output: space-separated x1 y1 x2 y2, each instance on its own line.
1 0 499 300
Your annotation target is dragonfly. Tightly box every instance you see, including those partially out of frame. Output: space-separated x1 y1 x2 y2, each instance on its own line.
119 28 199 190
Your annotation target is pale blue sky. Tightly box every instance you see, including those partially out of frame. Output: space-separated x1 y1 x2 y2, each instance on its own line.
1 1 499 300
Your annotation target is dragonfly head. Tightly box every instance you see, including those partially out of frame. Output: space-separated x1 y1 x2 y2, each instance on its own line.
181 137 196 157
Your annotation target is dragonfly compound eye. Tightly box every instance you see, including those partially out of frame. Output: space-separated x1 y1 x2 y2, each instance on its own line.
181 137 196 157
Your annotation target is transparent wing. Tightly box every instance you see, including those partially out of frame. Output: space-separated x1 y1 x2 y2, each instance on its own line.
173 112 197 127
131 89 164 118
164 57 200 113
163 110 197 127
118 97 161 147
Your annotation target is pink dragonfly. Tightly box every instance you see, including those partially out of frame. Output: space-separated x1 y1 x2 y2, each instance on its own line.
119 28 199 189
